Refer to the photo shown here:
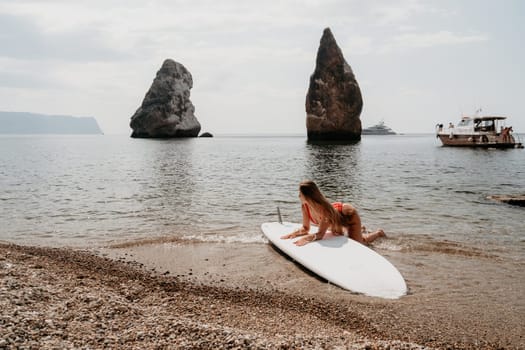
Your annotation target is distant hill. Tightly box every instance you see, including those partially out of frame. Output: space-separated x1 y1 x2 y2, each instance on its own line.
0 111 103 135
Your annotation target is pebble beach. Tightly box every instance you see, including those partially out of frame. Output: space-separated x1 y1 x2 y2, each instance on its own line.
1 241 522 349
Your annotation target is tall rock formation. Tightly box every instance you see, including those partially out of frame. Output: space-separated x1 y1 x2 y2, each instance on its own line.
306 28 362 141
130 59 201 138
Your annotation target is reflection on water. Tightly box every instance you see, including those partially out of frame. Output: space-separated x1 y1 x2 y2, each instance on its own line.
304 141 362 203
136 139 197 231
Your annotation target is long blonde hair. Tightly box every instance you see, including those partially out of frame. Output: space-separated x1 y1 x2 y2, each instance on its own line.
299 180 342 233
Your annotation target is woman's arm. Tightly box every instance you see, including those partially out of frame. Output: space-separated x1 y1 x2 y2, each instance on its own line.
301 203 311 231
293 218 329 246
280 204 311 239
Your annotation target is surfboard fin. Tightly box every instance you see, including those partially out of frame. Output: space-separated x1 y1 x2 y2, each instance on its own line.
277 206 283 224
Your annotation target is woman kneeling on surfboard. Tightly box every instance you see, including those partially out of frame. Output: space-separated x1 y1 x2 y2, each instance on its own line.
281 180 385 246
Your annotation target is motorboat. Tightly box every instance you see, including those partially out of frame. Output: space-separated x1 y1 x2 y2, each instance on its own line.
362 120 396 135
436 115 523 148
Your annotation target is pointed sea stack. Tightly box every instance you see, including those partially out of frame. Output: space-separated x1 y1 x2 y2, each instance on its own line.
130 59 201 138
306 28 362 141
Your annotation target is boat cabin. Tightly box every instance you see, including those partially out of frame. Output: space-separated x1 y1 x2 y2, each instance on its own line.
447 116 507 134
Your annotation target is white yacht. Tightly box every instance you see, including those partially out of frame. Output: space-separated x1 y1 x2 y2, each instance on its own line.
436 115 523 148
362 120 396 135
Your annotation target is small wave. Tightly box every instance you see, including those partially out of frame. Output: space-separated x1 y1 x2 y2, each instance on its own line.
386 234 498 259
184 233 266 244
107 235 193 248
274 199 299 205
31 233 55 239
415 241 495 258
107 232 266 249
453 190 477 195
374 240 403 252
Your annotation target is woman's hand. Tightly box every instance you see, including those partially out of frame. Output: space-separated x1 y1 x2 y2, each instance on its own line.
281 227 308 239
294 234 317 246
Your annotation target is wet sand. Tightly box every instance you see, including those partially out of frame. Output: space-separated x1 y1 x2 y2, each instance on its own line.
2 241 523 349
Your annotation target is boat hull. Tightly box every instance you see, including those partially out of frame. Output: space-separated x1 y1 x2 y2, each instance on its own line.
437 134 523 148
362 130 396 135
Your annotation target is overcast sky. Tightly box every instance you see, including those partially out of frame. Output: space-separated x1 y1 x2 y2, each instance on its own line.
1 0 524 134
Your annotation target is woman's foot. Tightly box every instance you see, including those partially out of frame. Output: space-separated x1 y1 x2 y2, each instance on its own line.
363 229 386 244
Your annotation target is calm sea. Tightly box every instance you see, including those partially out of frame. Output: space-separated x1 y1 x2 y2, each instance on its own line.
0 134 523 259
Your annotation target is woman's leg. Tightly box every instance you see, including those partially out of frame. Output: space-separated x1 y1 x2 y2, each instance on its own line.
363 229 386 244
347 215 366 244
347 216 385 244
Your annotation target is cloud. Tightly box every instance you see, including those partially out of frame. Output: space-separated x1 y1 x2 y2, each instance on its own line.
369 0 430 25
392 30 489 49
0 13 128 62
0 70 61 89
0 57 69 89
374 30 489 53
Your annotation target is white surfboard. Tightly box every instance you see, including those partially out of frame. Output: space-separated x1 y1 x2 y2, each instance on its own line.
261 222 407 299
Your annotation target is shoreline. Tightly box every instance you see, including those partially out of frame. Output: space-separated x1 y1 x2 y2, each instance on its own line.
1 242 522 349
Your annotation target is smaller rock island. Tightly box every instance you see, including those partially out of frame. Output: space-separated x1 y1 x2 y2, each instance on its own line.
130 59 201 138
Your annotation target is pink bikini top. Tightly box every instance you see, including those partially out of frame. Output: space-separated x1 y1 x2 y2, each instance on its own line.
304 202 343 225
